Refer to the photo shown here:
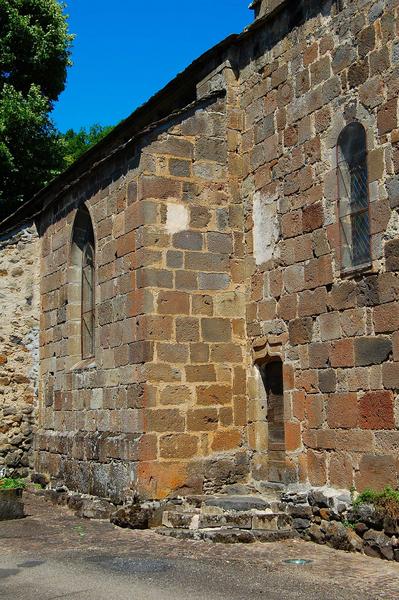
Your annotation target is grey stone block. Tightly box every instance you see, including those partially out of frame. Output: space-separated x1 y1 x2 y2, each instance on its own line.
201 528 256 544
354 337 392 367
387 176 399 209
0 489 25 521
199 512 252 529
203 495 270 512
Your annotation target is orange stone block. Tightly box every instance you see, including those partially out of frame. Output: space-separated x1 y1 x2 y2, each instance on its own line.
137 434 158 461
359 391 394 430
292 390 305 421
356 454 397 492
160 434 199 459
211 429 241 452
330 338 355 368
137 461 188 499
307 449 327 486
327 393 358 429
329 452 354 489
285 422 302 452
305 394 324 428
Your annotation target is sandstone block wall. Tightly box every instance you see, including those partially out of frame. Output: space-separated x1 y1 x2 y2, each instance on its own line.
33 0 399 500
0 224 40 477
241 0 399 490
35 67 249 501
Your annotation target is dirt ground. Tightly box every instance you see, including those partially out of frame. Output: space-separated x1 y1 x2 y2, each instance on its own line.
0 492 398 599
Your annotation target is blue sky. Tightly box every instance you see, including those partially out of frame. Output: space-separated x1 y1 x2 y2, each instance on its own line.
52 1 251 133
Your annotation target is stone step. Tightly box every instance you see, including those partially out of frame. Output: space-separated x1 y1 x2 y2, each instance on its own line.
162 510 199 529
202 528 298 544
156 527 298 544
202 495 274 512
161 509 292 531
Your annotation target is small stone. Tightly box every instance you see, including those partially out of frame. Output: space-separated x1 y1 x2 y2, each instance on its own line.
203 529 255 544
31 473 50 487
293 518 311 530
288 504 313 519
368 1 383 23
387 176 399 209
364 545 381 559
348 504 383 530
381 544 394 561
325 521 358 552
0 489 25 521
347 529 364 553
308 523 325 543
111 504 157 529
384 517 399 536
319 508 331 520
67 495 83 512
364 528 393 560
355 522 368 537
308 490 330 508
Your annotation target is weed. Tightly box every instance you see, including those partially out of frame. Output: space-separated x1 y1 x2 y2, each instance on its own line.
342 519 356 530
0 478 26 490
75 525 86 538
354 486 399 519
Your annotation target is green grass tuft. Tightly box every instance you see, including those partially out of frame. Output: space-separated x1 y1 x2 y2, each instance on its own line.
0 478 27 490
354 486 399 506
354 486 399 519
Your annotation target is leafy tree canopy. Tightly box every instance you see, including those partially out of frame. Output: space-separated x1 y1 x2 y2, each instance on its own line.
0 83 64 213
61 124 114 168
0 0 73 217
0 0 72 100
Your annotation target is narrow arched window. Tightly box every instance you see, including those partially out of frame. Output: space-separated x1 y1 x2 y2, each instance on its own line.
337 122 371 271
71 205 95 360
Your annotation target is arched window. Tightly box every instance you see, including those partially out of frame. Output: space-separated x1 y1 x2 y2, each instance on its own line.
71 205 95 360
337 122 371 271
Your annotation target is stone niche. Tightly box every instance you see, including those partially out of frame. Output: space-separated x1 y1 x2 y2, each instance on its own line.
249 355 288 484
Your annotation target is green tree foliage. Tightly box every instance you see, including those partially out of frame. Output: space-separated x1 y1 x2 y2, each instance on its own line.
61 124 114 168
0 0 73 217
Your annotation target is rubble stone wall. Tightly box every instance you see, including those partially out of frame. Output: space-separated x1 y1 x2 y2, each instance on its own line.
241 0 399 489
0 223 40 477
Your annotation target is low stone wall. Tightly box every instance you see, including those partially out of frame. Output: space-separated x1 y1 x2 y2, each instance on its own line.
0 223 40 477
284 488 399 562
36 482 399 561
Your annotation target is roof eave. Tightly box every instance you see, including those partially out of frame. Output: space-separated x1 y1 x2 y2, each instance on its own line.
0 32 239 234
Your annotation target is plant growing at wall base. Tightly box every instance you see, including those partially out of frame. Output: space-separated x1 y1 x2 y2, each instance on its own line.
354 486 399 519
341 519 356 530
0 477 26 490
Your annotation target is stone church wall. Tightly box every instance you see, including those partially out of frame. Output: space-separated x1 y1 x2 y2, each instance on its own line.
241 0 399 489
35 68 248 501
31 0 399 501
0 224 40 477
